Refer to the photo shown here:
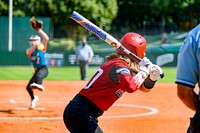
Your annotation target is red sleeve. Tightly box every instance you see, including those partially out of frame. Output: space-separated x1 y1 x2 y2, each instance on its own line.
118 74 138 93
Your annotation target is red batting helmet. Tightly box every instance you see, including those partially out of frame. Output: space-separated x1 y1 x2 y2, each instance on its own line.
116 32 146 60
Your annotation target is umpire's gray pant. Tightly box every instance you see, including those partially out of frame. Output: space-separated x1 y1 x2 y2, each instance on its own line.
79 60 88 80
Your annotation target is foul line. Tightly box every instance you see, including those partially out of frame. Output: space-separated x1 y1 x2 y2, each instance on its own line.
0 104 158 120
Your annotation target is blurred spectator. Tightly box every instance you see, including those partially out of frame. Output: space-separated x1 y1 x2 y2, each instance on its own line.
160 32 169 45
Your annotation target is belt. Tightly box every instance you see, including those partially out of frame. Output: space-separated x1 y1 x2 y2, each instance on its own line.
73 94 103 117
35 66 47 70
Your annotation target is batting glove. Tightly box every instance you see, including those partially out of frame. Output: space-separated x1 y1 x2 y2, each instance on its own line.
139 57 152 76
149 64 163 81
133 57 152 88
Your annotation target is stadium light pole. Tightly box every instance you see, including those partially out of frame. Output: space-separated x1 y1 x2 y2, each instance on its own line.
8 0 13 52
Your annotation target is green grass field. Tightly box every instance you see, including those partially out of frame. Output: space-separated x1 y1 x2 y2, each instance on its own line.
0 66 176 82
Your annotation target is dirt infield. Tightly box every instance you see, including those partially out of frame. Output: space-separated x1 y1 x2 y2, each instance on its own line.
0 80 194 133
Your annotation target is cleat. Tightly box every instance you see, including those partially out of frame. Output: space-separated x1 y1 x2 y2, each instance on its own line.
30 83 45 91
29 96 39 109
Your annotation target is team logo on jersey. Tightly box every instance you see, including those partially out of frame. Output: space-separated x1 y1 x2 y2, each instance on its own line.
114 89 124 98
116 68 130 74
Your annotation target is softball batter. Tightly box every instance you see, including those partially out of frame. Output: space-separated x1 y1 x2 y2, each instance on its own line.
63 32 162 133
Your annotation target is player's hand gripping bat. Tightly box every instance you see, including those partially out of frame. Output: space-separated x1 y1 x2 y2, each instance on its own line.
70 11 164 78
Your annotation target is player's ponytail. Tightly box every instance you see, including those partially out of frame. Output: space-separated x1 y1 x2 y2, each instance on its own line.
106 53 140 74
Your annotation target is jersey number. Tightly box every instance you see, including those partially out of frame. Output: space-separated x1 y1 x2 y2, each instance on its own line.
84 68 103 89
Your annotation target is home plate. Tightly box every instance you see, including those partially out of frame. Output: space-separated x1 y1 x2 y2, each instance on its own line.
14 107 46 111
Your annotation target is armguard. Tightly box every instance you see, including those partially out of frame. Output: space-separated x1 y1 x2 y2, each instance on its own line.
144 75 156 89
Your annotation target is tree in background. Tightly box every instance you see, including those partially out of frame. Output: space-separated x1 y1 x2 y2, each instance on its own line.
150 0 200 32
0 0 7 16
150 0 182 33
113 0 152 32
28 0 118 41
0 0 118 41
114 0 200 35
178 0 200 30
0 0 199 38
0 0 26 16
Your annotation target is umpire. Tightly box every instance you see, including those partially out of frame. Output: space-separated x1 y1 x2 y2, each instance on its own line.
76 39 94 81
176 23 200 133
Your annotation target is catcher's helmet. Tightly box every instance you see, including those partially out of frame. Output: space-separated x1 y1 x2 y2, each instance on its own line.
29 35 41 46
116 32 146 60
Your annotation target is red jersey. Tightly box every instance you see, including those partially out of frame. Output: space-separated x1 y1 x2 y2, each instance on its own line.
79 58 139 111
